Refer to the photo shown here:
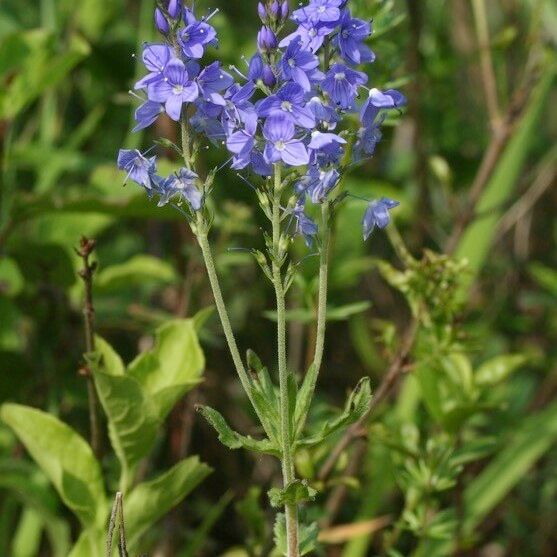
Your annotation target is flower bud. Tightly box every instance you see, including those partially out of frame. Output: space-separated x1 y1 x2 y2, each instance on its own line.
257 26 278 52
258 2 268 23
262 65 276 87
167 0 181 18
280 1 289 20
270 0 280 18
154 8 170 34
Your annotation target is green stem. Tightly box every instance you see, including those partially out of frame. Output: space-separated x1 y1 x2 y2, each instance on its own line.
180 118 192 169
313 204 330 376
196 216 258 412
272 164 299 557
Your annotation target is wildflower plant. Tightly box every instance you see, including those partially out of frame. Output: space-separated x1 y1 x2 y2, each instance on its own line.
117 0 405 554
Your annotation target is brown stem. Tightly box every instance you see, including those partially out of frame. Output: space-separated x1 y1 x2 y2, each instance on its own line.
76 236 102 459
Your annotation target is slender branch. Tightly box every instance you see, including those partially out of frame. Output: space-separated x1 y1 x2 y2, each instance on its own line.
76 236 102 459
471 0 501 131
195 219 259 414
298 201 331 431
272 164 299 557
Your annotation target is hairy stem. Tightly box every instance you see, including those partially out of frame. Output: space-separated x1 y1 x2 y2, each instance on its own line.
196 217 258 412
272 164 299 557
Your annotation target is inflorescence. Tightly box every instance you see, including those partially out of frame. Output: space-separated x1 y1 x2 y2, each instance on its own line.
117 0 405 243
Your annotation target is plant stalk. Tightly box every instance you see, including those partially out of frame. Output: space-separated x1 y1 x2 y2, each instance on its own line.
272 164 299 557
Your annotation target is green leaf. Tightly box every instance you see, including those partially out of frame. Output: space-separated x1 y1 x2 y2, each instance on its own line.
268 480 317 508
294 364 317 437
197 405 280 457
454 65 556 299
263 301 371 323
0 257 24 296
95 255 179 292
67 529 103 557
529 262 557 297
0 31 90 119
124 456 212 550
475 354 527 386
297 377 372 449
92 368 159 475
463 402 557 533
128 319 204 420
0 404 106 527
273 513 319 556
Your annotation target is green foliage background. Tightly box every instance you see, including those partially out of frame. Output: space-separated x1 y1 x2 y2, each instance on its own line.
0 0 556 555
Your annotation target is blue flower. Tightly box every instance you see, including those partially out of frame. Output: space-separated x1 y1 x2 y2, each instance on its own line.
292 201 318 246
354 118 383 160
279 38 322 92
263 113 309 167
322 63 367 108
179 18 217 59
308 130 346 166
117 149 156 188
360 88 407 126
133 100 164 132
334 10 375 66
226 118 257 168
197 62 234 106
306 96 340 129
148 58 199 121
222 82 257 130
296 166 340 203
279 21 336 52
154 168 202 210
293 0 343 25
362 197 399 240
134 44 173 89
258 82 316 129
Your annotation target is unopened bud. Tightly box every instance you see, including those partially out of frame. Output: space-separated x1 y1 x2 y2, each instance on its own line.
257 2 267 21
280 1 289 19
155 8 170 33
262 64 276 87
270 0 280 18
257 26 278 52
167 0 181 19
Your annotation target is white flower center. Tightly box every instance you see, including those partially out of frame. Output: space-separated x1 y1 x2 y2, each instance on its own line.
173 84 184 94
275 140 286 151
309 29 317 37
318 6 326 13
288 58 295 67
281 101 293 112
334 72 346 80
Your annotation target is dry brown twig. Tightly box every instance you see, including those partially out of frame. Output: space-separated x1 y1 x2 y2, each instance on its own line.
76 236 102 459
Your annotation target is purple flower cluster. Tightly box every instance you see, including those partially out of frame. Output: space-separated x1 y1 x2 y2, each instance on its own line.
118 0 405 241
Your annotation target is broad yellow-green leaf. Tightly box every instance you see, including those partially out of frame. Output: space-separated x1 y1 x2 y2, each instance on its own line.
475 354 526 386
124 456 212 550
0 404 106 528
128 319 205 419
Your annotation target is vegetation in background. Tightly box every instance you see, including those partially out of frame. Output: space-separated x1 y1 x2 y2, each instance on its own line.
0 0 556 556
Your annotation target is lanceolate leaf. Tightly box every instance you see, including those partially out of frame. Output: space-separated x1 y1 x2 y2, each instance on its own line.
197 405 280 457
0 404 106 528
297 377 372 449
124 457 212 549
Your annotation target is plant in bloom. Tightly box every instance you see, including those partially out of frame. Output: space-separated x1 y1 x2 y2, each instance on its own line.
116 0 406 555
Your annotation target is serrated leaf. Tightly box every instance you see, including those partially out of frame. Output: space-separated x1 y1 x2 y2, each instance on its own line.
0 404 105 528
268 480 317 508
197 405 280 456
274 513 319 556
297 377 372 449
125 456 211 550
475 354 526 386
294 364 317 437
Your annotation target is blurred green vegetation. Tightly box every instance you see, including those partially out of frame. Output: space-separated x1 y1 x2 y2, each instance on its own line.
0 0 556 556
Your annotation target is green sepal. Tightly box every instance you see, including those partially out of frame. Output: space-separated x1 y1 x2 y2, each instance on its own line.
293 363 317 437
268 480 317 508
296 377 372 449
197 405 280 457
